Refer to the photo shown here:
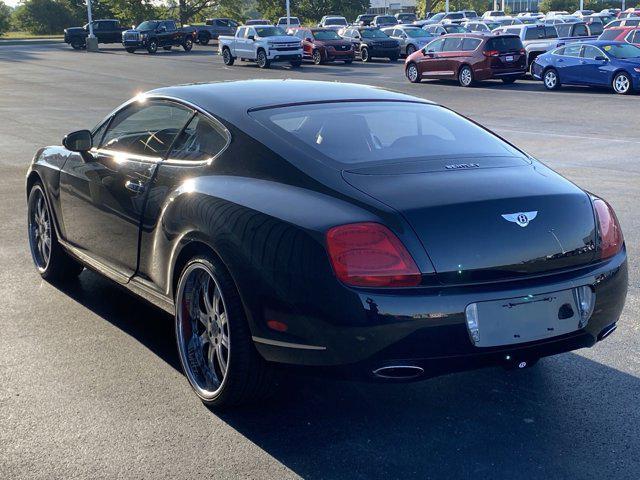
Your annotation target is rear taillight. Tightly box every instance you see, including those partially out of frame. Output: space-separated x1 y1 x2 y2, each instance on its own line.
325 222 421 287
592 197 623 259
483 49 500 57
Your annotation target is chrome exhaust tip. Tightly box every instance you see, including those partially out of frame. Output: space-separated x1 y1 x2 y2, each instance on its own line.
598 323 617 341
372 365 424 380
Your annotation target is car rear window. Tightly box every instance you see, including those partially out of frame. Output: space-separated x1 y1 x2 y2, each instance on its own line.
598 29 621 40
485 36 523 52
250 102 521 166
524 26 546 40
545 26 558 38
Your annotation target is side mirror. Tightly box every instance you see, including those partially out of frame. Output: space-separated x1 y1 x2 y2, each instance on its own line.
63 130 92 152
247 34 255 41
595 55 607 61
305 37 313 42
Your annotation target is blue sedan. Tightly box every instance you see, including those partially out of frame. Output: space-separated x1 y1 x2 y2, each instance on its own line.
532 41 640 94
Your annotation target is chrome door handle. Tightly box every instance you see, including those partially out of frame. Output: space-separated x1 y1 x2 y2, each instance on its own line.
125 180 145 194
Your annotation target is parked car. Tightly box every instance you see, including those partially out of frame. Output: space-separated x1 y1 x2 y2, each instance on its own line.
532 41 640 94
599 26 640 45
395 12 417 24
460 21 492 34
618 9 640 19
287 27 354 64
382 25 435 56
573 10 595 17
604 18 640 29
340 26 400 62
192 18 239 44
416 12 446 26
482 10 509 20
245 19 272 26
121 20 196 54
354 14 376 26
27 79 627 407
372 15 398 28
276 17 301 27
492 24 559 68
219 25 302 68
423 24 470 36
441 11 466 24
405 33 527 86
555 22 599 46
318 15 348 31
64 19 125 49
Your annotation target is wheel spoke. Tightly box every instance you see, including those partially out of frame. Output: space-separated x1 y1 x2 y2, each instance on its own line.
216 343 228 374
212 288 222 317
220 334 229 349
199 331 210 346
202 275 214 315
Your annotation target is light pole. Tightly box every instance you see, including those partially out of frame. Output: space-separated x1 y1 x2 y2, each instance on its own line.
85 0 98 51
446 0 449 13
286 0 291 28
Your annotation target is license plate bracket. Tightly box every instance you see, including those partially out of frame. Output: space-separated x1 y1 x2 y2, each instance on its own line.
505 55 514 62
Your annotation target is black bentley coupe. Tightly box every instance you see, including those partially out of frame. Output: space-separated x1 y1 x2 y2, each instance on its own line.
26 80 628 407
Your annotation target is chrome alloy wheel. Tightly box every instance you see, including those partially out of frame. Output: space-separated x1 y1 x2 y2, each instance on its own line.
407 63 419 82
176 263 230 399
613 73 630 94
459 66 473 87
28 186 51 271
544 70 558 89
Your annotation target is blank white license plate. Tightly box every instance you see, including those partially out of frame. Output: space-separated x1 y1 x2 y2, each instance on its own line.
468 289 581 348
505 55 514 62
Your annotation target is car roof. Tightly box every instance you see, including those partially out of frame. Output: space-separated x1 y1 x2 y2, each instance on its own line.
574 40 626 47
148 80 433 121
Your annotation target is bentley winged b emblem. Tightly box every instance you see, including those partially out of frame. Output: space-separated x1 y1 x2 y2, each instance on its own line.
501 211 538 228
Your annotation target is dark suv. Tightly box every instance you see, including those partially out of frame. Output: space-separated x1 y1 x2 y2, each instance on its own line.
288 27 355 64
340 27 401 62
405 33 526 86
64 19 125 49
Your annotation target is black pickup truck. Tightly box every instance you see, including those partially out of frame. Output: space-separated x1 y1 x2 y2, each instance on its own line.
64 19 125 49
121 20 197 54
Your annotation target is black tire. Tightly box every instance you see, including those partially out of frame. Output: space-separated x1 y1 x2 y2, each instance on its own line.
182 38 193 52
543 68 560 90
312 49 323 65
406 44 416 56
222 47 234 65
458 65 474 87
175 255 275 408
146 39 158 54
125 47 136 53
70 39 85 50
502 77 517 84
612 71 632 95
360 46 370 62
199 33 210 45
256 49 270 68
406 62 420 83
163 46 172 51
290 60 302 68
27 182 83 282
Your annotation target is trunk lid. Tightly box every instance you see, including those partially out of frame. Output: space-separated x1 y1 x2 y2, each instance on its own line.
343 157 597 284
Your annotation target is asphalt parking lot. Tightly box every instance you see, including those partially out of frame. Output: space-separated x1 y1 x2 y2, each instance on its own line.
1 43 639 480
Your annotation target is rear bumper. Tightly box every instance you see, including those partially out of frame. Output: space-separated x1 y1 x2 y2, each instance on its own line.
254 250 628 380
475 67 527 81
366 46 401 58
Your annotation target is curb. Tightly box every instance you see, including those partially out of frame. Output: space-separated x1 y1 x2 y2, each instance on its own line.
0 39 64 46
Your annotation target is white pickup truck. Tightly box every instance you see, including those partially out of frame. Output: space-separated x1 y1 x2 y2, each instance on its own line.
219 25 303 68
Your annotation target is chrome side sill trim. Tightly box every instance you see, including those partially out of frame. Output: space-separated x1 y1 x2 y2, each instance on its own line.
252 337 327 351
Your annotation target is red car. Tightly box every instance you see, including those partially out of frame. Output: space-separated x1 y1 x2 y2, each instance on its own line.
287 27 355 64
598 26 640 45
405 33 526 87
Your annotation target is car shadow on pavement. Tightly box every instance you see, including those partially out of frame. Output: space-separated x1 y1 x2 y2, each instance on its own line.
54 269 639 479
420 79 621 96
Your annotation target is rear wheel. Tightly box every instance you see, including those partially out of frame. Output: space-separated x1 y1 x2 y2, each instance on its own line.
406 62 420 83
182 38 193 52
199 32 210 45
256 49 270 68
360 47 370 62
406 44 416 56
146 39 158 54
222 47 234 65
312 49 323 65
27 183 83 281
175 255 275 408
458 65 474 87
612 72 632 95
543 68 560 90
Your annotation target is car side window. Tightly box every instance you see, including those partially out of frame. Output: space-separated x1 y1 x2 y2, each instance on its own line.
236 27 246 38
426 38 445 52
581 45 604 59
164 21 177 31
100 101 193 157
91 118 111 147
574 24 588 36
245 27 255 38
168 114 228 161
545 26 558 38
462 38 481 51
562 44 582 57
442 36 464 51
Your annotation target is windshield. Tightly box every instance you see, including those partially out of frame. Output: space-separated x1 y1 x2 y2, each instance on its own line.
399 14 416 21
445 25 469 33
313 30 341 40
251 102 521 166
406 28 431 38
447 13 464 20
361 29 389 38
598 29 621 40
486 22 501 29
465 11 478 18
136 21 159 31
601 43 640 58
377 16 396 23
468 23 489 31
430 13 446 22
256 26 286 36
325 18 347 26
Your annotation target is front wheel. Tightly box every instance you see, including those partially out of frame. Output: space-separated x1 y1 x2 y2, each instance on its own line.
290 60 302 68
360 47 370 62
222 47 234 65
256 49 270 68
182 38 193 52
199 33 210 45
406 62 420 83
27 183 83 281
612 72 632 95
146 39 158 54
458 65 474 87
175 255 275 408
70 39 85 50
543 68 560 90
312 49 323 65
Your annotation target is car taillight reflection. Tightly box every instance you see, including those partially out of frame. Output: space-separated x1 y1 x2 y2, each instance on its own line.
592 197 623 259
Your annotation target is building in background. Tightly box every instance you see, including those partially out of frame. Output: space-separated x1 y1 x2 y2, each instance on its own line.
368 0 417 15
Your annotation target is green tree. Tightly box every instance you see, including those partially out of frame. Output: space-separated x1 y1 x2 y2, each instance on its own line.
256 0 368 23
13 0 75 34
0 1 12 36
103 0 159 25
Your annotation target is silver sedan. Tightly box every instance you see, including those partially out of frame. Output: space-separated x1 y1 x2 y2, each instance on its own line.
381 25 436 56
